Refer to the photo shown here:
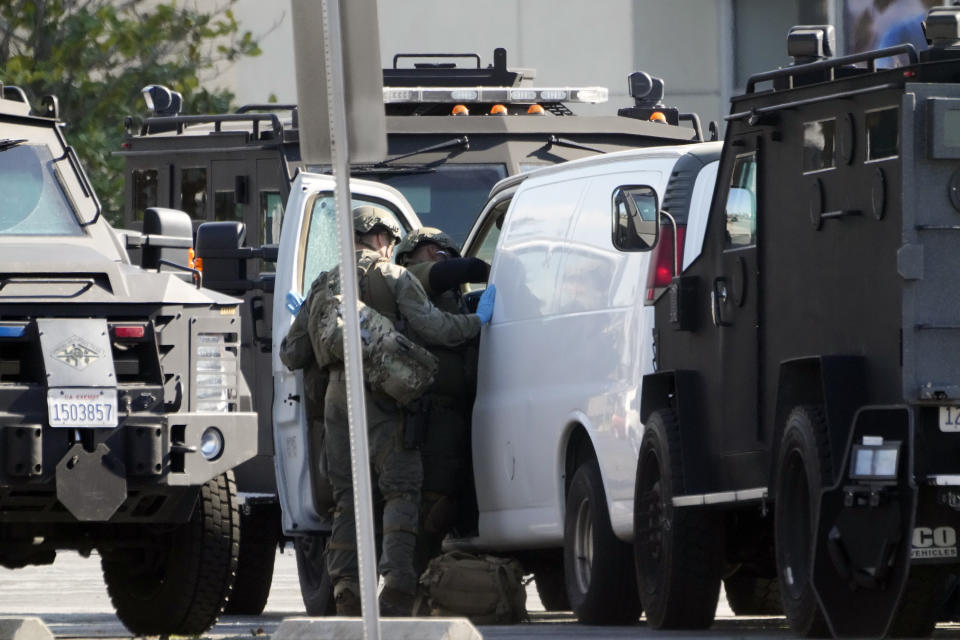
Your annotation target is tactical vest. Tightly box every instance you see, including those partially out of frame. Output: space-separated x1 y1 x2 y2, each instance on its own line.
291 252 439 406
356 251 400 323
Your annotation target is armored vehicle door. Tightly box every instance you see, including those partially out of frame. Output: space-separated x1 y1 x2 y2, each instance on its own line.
271 173 420 534
713 133 764 464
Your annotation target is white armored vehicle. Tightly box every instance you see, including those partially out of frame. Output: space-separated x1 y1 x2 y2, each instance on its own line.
0 85 258 635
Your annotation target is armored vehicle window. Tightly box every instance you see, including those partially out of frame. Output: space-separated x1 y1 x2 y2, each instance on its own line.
131 169 158 222
802 119 836 173
372 163 506 246
0 144 81 236
215 190 242 221
300 194 408 291
261 191 284 245
181 167 207 219
867 107 899 161
725 152 757 248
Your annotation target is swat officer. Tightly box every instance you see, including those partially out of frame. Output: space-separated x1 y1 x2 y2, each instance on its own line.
316 207 495 617
394 227 489 572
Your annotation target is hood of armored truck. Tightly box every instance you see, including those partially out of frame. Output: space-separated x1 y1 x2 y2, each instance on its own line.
0 244 236 305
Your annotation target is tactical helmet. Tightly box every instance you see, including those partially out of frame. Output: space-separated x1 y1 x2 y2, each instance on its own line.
352 205 401 242
395 227 460 265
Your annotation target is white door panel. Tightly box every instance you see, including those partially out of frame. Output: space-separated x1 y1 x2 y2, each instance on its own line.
271 173 420 535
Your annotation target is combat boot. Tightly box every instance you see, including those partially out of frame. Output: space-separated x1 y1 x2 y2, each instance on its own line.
335 590 362 616
379 585 416 617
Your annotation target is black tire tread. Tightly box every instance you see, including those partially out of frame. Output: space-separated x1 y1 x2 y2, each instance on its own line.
635 408 723 630
223 504 278 615
102 472 239 635
534 564 571 612
724 572 782 616
295 534 336 616
564 458 642 625
775 405 830 638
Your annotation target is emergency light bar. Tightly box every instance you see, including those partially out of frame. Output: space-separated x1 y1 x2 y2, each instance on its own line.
383 86 609 105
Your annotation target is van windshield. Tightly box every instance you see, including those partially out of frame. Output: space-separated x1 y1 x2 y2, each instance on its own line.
0 144 81 236
367 163 506 246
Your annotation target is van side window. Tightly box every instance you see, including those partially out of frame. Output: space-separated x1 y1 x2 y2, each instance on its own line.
725 152 757 248
464 197 510 292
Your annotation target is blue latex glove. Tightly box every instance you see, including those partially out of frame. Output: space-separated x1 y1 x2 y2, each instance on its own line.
286 291 305 314
475 284 496 325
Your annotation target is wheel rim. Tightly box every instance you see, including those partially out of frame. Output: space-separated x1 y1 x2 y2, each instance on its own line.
635 447 664 593
572 495 594 594
780 448 812 601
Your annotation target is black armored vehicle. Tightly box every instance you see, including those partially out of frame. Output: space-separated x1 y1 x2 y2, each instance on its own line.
0 86 258 635
116 49 706 614
636 9 960 638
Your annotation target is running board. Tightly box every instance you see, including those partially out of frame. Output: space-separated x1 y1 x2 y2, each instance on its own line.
672 487 767 507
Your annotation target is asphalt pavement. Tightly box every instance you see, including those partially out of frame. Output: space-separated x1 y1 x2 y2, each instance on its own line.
3 550 960 639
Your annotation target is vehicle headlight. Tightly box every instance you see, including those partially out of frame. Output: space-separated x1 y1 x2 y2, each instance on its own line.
195 333 237 412
850 436 901 481
200 427 224 460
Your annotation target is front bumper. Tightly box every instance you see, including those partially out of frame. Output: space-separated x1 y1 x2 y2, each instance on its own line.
0 408 258 522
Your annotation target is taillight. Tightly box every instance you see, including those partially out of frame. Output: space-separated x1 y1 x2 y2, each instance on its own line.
113 324 146 339
645 223 686 301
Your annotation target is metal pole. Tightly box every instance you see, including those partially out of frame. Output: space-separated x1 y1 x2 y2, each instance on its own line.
320 0 381 637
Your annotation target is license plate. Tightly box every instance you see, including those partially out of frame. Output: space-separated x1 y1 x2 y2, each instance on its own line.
47 388 117 428
939 406 960 432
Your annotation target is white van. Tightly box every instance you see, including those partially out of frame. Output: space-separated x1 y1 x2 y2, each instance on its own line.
450 142 722 623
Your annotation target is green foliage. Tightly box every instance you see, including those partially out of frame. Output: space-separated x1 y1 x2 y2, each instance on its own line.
0 0 261 224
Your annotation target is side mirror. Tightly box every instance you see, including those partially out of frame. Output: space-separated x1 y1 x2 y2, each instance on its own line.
141 207 193 270
196 222 248 294
612 185 660 251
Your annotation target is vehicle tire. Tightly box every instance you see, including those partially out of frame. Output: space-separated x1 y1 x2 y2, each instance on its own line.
223 503 279 615
724 570 782 615
101 472 240 636
888 566 949 637
295 533 335 616
634 408 723 629
775 405 831 637
534 563 571 611
563 458 642 625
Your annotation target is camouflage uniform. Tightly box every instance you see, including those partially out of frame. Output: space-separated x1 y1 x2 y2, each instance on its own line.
315 214 481 603
396 228 486 573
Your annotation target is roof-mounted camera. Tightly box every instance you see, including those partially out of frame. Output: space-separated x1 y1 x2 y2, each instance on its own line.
925 7 960 50
142 84 182 117
618 72 682 126
788 25 835 65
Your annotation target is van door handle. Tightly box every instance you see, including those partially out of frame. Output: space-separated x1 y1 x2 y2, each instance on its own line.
711 277 731 327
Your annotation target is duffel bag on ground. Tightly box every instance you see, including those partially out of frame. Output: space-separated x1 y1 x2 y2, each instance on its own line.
417 551 527 624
